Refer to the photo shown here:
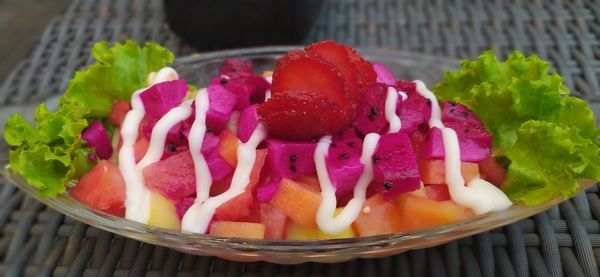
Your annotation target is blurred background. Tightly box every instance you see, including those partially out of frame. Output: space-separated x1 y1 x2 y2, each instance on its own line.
0 0 69 83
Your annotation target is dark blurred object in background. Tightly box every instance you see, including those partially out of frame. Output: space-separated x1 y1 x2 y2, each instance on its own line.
164 0 324 50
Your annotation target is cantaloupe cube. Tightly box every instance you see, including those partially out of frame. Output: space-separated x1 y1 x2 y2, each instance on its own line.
209 221 265 239
285 208 356 240
285 223 320 240
147 191 181 231
353 194 403 237
270 179 321 228
395 194 473 232
420 160 479 185
218 130 239 166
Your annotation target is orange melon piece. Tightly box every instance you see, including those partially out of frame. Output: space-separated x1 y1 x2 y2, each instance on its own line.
209 221 265 239
270 179 321 228
396 194 473 232
295 175 321 192
352 194 403 236
133 137 150 162
420 159 479 185
218 129 238 166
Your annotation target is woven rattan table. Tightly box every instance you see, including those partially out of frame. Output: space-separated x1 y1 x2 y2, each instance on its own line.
1 0 600 276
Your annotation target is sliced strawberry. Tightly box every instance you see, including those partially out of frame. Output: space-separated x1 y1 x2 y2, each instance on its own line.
258 91 351 140
306 41 359 105
271 51 347 107
346 47 376 96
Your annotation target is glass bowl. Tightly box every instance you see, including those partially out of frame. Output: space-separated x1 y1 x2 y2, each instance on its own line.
1 47 595 264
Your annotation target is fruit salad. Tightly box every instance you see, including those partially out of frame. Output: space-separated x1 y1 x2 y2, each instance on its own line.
4 40 599 240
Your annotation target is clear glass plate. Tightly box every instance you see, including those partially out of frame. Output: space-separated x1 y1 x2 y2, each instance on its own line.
1 46 595 264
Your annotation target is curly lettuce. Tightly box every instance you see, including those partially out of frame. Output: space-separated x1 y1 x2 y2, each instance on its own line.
434 51 600 205
3 40 174 197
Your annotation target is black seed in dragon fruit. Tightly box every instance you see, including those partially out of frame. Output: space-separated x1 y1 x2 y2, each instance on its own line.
266 139 317 180
326 129 364 202
372 132 420 200
355 83 391 135
420 101 492 162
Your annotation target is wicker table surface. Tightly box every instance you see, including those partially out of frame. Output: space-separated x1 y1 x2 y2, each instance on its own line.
0 0 599 276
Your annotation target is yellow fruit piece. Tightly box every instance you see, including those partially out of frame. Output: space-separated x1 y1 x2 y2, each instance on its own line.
262 71 274 78
410 182 427 197
209 221 266 239
147 191 181 231
285 208 356 240
285 223 320 240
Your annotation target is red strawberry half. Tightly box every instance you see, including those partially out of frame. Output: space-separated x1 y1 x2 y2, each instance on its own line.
306 40 376 105
271 51 347 107
258 91 351 140
258 41 374 140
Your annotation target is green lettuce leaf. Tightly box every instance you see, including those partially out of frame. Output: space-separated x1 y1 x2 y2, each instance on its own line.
3 40 174 197
433 50 600 204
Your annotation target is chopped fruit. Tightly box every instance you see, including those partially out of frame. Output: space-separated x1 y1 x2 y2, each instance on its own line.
317 208 357 239
286 222 320 240
214 150 267 221
219 58 254 78
143 151 196 200
425 184 451 201
147 190 181 230
410 183 427 198
419 159 479 185
133 137 150 162
108 100 131 126
372 132 421 199
355 83 389 135
295 175 321 193
209 221 266 239
271 51 346 106
260 49 354 140
270 179 321 228
266 140 317 180
396 194 473 232
306 40 360 104
353 194 403 236
218 129 239 166
70 160 125 217
345 47 376 96
262 71 273 78
287 220 354 240
259 203 287 239
478 156 507 187
258 91 351 140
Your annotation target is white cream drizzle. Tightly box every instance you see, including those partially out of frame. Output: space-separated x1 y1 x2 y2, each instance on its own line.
148 67 178 85
413 80 511 214
385 86 402 133
182 124 267 234
315 133 381 235
264 76 272 100
186 89 212 203
119 68 179 224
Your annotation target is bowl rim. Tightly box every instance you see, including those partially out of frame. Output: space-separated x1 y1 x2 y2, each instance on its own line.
0 46 595 254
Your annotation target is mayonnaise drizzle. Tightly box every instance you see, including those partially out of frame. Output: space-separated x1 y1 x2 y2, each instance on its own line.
413 80 511 214
119 68 179 224
315 133 381 235
385 86 402 133
186 89 212 203
182 124 267 234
